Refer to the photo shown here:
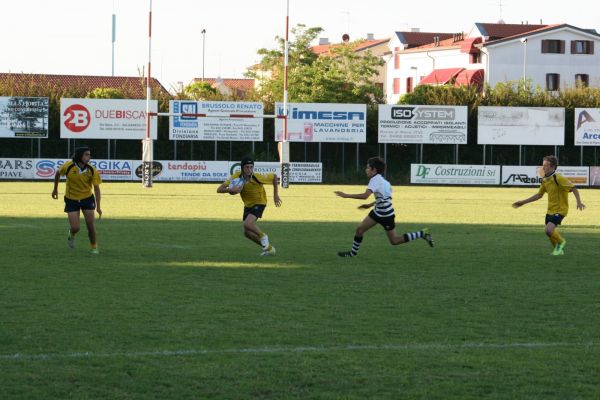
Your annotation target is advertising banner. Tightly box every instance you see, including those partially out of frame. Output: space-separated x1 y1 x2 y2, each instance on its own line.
60 98 158 139
228 161 322 183
0 158 36 179
501 166 542 186
574 108 600 146
0 97 49 138
411 164 500 185
555 166 589 186
131 160 231 182
477 106 564 145
169 101 263 141
378 105 467 144
502 165 589 186
35 159 134 181
275 103 366 143
590 167 600 186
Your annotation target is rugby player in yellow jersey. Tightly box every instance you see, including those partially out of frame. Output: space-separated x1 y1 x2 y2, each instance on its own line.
512 155 585 256
51 146 103 254
217 156 282 256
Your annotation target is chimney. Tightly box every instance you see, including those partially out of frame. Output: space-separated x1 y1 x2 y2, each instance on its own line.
366 33 374 40
319 37 329 45
410 27 420 32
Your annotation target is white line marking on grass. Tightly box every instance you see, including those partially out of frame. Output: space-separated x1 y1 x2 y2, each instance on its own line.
2 342 599 361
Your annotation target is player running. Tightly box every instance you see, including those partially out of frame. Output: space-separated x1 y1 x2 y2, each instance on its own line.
512 155 585 255
335 156 433 257
217 156 282 256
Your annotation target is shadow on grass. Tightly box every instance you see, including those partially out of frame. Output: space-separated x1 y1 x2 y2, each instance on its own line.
1 216 599 273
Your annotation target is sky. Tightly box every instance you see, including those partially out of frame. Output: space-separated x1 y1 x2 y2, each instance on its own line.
2 0 598 92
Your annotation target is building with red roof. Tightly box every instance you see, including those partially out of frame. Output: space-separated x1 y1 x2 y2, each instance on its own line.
0 73 171 99
386 23 600 103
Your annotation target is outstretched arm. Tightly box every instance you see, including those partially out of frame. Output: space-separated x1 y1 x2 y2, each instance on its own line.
273 174 282 207
512 193 543 208
334 189 372 200
571 187 586 210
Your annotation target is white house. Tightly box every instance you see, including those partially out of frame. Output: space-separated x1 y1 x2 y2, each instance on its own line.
386 23 600 104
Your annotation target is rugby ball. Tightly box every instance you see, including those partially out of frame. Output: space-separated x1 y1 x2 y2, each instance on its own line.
228 177 245 194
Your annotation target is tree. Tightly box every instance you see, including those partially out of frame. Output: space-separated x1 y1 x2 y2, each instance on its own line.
245 24 384 111
178 81 220 101
86 87 125 99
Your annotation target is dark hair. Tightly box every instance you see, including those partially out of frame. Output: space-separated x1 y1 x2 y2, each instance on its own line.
543 155 558 168
240 156 254 168
72 146 91 163
367 157 386 175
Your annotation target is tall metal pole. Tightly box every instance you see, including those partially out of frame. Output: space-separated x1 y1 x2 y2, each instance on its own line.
111 14 116 76
109 12 116 160
201 29 206 81
279 0 290 188
142 0 153 187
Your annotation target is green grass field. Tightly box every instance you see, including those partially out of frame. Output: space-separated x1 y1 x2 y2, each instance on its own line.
1 182 599 399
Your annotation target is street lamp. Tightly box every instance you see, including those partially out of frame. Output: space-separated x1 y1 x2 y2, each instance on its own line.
201 29 206 81
520 38 527 82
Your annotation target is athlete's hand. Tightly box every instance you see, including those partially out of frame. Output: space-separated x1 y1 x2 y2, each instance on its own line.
334 191 347 198
512 201 522 208
274 194 282 207
51 189 58 199
577 202 586 211
358 203 372 210
97 207 103 219
229 185 243 194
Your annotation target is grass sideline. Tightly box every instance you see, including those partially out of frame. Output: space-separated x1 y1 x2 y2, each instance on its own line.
1 182 599 399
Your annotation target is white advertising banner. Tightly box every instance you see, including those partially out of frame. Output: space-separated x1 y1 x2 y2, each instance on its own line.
574 108 600 146
169 101 263 141
477 106 564 145
228 161 322 183
131 160 231 182
1 158 134 181
0 158 36 179
0 97 49 138
554 166 589 186
1 158 322 183
60 98 158 139
378 105 467 144
411 164 501 185
36 159 134 181
501 166 542 186
501 165 589 186
590 167 600 186
275 102 366 143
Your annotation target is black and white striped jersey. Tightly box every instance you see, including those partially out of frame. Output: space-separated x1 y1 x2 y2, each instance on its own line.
367 174 394 217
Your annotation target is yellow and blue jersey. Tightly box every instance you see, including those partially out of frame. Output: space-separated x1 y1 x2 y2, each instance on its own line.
537 172 574 216
58 161 102 200
225 171 275 208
